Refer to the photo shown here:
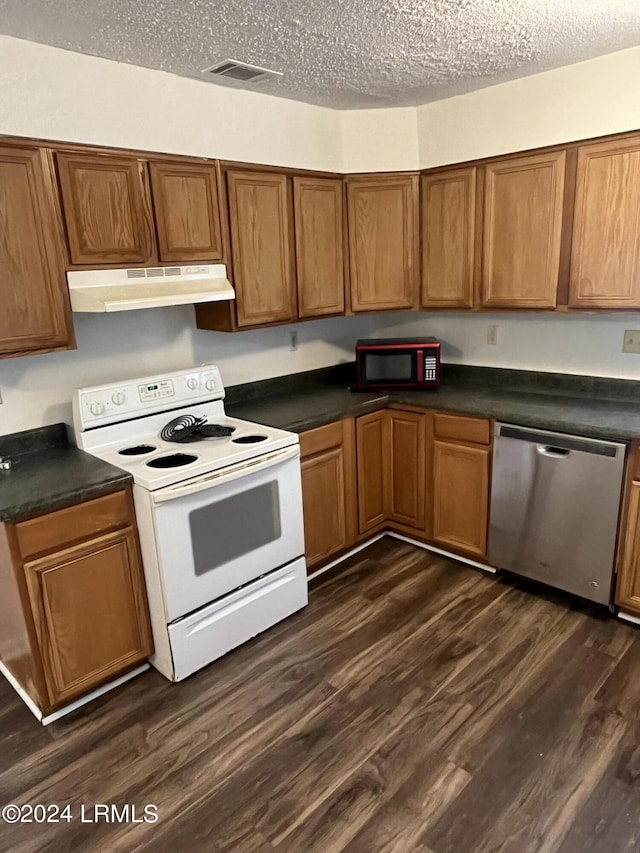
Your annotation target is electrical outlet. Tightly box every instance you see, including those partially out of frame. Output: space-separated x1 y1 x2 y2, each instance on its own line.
487 324 499 346
623 330 640 353
289 331 298 352
0 388 2 404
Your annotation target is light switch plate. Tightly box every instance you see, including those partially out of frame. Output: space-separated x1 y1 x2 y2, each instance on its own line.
487 324 498 346
623 330 640 353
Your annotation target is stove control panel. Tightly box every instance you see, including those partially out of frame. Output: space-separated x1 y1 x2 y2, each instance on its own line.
74 365 225 431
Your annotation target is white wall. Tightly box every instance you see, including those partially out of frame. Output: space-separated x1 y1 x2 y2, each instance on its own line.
372 312 640 380
0 36 343 171
0 310 377 436
417 46 640 168
341 107 419 172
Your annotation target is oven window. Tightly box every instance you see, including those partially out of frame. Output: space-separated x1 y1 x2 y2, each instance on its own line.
364 352 414 382
189 481 282 575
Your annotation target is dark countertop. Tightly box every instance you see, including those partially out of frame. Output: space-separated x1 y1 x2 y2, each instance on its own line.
225 363 640 442
0 424 131 523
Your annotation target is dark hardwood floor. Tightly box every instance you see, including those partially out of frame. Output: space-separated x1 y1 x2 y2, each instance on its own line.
2 537 640 852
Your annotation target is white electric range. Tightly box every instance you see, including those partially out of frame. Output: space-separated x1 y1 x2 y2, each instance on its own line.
73 365 307 681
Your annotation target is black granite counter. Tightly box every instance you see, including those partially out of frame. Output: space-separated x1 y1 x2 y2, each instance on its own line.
0 424 131 522
225 363 640 441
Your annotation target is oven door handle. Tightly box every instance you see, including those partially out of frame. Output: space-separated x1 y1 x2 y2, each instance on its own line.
152 445 299 504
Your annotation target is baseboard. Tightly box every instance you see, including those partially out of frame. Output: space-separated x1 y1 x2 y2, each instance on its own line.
307 531 497 581
617 611 640 627
0 661 150 726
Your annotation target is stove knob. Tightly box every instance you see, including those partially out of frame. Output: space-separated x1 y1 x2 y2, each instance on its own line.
205 378 216 392
112 391 126 406
90 401 105 416
186 378 198 391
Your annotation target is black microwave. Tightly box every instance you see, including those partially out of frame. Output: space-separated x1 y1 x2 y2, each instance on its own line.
354 338 441 390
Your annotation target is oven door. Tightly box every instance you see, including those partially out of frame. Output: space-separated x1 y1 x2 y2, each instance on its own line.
151 445 305 622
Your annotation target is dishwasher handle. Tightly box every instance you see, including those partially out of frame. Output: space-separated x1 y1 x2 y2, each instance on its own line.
497 424 622 458
537 445 570 457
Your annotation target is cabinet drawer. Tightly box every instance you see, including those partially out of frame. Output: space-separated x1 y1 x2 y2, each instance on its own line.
434 413 490 445
16 490 131 560
299 421 344 459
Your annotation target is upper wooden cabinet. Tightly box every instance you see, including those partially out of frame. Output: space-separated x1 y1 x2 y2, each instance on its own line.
569 137 640 308
421 167 476 309
481 151 566 309
56 152 155 265
226 170 297 327
0 145 74 358
347 174 419 311
293 176 345 318
149 161 224 263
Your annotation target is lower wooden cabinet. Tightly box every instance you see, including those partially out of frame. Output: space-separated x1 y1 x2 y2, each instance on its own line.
616 480 640 614
0 489 152 714
355 411 387 534
431 412 491 559
299 420 357 572
385 409 427 532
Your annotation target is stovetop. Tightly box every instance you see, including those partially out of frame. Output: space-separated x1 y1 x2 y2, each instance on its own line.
73 365 299 491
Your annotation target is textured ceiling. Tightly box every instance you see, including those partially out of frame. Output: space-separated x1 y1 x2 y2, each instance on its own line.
1 1 639 109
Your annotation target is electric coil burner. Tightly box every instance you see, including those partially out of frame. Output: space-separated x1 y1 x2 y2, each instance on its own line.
73 364 307 684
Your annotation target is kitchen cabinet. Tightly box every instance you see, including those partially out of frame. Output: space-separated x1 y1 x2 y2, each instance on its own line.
356 411 387 534
421 167 477 309
149 160 224 263
569 137 640 308
481 151 565 309
385 409 427 532
0 489 152 714
293 176 345 318
226 169 297 327
347 174 419 311
299 420 357 571
431 414 491 559
56 151 155 265
617 481 640 614
0 144 75 358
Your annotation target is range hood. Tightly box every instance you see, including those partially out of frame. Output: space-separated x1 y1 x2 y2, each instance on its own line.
67 264 235 312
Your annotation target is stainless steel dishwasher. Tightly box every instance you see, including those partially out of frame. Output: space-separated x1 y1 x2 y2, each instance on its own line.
489 423 626 605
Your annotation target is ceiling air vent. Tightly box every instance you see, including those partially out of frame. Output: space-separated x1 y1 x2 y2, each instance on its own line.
200 60 283 85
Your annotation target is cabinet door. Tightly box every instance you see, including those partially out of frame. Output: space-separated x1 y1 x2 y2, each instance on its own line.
422 168 476 308
432 440 490 558
569 138 640 308
386 410 426 531
226 170 297 327
293 176 345 318
616 480 640 614
0 146 74 357
482 152 565 308
149 161 224 262
24 527 152 708
356 411 387 534
300 421 357 571
347 174 419 311
56 152 155 265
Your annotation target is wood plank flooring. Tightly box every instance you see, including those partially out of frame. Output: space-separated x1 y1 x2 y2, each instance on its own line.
2 537 640 852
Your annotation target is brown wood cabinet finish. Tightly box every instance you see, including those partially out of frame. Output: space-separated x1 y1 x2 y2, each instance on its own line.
432 439 490 559
356 411 387 534
299 420 357 571
347 174 419 311
0 489 152 713
226 170 297 327
293 176 345 318
0 145 74 357
421 167 476 308
24 526 152 707
434 412 491 445
385 410 426 531
56 152 155 265
149 161 224 262
616 479 640 615
482 151 566 308
569 138 640 308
